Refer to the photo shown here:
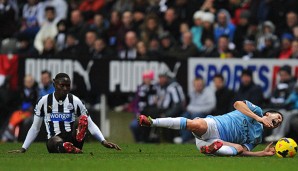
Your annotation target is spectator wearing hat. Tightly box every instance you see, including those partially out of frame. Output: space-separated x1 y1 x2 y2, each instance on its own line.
190 10 204 50
256 21 279 51
130 70 159 143
233 69 263 107
214 9 236 42
278 33 294 59
201 12 215 45
270 65 297 109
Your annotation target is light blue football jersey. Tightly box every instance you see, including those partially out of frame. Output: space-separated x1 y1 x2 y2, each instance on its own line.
207 100 263 151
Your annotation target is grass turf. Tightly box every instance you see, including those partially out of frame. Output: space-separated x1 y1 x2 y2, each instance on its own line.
0 143 297 171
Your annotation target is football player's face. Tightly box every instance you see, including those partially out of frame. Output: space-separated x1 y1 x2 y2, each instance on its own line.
266 112 283 128
54 78 71 96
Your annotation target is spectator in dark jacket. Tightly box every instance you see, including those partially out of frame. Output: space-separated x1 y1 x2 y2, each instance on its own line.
270 65 297 109
212 74 234 115
233 69 263 107
168 31 199 59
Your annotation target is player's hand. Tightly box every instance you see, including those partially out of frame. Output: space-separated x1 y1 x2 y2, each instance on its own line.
101 140 121 150
8 148 26 153
262 142 275 156
257 117 273 128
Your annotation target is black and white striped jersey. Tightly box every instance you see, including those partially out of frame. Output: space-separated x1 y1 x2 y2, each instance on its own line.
157 81 185 109
34 93 88 139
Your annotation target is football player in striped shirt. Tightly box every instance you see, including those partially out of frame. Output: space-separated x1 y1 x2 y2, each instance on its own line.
9 73 120 153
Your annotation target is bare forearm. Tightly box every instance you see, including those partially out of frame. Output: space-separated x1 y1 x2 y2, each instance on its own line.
241 150 267 157
233 101 260 121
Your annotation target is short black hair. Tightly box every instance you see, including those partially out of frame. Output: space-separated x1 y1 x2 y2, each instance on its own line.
41 70 51 77
45 6 55 13
264 110 284 125
241 69 253 78
279 65 292 75
213 73 224 81
54 73 70 80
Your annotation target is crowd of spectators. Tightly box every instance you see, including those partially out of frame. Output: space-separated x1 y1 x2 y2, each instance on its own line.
0 0 298 143
1 0 298 60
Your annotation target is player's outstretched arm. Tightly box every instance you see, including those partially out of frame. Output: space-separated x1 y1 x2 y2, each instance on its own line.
240 142 275 157
87 116 121 150
8 148 27 153
233 101 273 128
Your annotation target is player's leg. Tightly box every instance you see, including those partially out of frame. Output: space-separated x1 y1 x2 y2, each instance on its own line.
70 115 88 149
130 119 142 142
46 136 82 153
138 115 208 136
197 139 241 156
193 118 241 156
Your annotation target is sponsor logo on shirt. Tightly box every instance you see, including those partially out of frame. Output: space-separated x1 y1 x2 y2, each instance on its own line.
50 113 72 122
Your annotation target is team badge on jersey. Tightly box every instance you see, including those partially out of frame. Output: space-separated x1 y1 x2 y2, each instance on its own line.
67 103 74 110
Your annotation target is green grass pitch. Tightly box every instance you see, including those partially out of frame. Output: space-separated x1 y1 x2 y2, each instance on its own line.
0 143 297 171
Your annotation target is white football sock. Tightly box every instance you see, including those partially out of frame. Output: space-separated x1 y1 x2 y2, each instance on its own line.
215 145 238 156
151 117 187 130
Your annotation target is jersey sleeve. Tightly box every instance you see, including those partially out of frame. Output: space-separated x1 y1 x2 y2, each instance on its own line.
243 143 256 151
74 96 88 116
34 96 46 117
243 100 263 117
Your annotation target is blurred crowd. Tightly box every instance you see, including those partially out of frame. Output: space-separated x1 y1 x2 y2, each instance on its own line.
0 0 298 143
1 0 298 59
